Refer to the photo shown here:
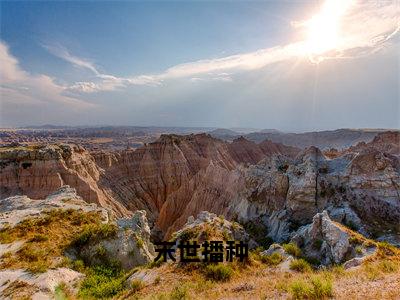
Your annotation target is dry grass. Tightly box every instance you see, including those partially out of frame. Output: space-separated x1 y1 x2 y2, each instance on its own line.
125 243 400 300
0 209 104 273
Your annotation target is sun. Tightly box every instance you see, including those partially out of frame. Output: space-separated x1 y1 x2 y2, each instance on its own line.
304 0 353 56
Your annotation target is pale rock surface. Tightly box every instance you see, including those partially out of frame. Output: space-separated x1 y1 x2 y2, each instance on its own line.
172 211 256 248
76 210 155 270
290 211 352 265
127 268 160 286
260 243 289 258
0 186 109 229
0 268 83 300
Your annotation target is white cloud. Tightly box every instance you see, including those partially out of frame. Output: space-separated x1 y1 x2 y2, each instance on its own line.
42 43 100 75
0 41 94 109
43 0 399 94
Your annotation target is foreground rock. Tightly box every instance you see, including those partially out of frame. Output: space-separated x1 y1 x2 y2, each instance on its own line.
290 211 375 265
172 211 256 248
71 210 155 270
0 185 109 229
0 268 83 300
0 187 156 298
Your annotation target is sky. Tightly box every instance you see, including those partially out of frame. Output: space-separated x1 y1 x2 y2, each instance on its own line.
0 0 399 131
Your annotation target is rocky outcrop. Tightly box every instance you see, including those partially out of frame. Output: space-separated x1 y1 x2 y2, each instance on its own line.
290 211 372 265
1 187 155 272
0 144 129 216
171 211 255 248
346 131 400 155
291 211 350 264
0 268 83 300
0 185 109 229
1 131 398 242
231 138 399 243
72 210 155 270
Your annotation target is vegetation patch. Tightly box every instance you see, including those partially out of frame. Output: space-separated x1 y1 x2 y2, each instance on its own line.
290 259 312 273
204 264 234 282
70 222 117 248
283 242 302 257
78 263 126 299
261 252 284 266
289 274 333 299
0 209 104 273
130 279 145 292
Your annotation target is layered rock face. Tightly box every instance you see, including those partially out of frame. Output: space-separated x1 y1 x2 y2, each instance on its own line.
0 134 298 238
1 132 398 242
230 132 400 243
0 145 129 216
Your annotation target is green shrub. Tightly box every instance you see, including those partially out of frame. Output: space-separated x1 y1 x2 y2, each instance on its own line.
96 245 107 257
289 275 333 299
310 275 333 298
130 279 145 292
29 233 49 242
169 285 189 300
204 264 233 282
136 236 144 249
78 264 125 298
289 279 312 299
54 283 72 300
148 259 163 269
283 242 302 257
378 259 399 273
178 229 198 242
72 259 86 272
261 252 284 266
71 223 117 247
290 259 312 272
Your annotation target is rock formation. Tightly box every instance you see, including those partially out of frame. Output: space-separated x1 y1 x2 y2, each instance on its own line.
72 210 155 270
229 132 400 244
1 134 299 238
1 131 399 243
0 186 156 298
171 211 254 247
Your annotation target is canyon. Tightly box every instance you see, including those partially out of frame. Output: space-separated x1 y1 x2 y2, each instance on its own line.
1 130 399 244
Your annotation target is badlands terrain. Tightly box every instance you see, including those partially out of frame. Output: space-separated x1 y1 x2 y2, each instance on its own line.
0 127 399 299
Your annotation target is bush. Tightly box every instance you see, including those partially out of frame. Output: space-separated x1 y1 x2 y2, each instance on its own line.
283 242 302 257
261 252 284 266
130 279 144 292
310 275 333 298
289 279 312 299
29 234 49 242
204 264 233 282
169 285 189 300
78 264 125 298
379 260 399 273
71 223 117 247
290 259 312 272
289 275 333 299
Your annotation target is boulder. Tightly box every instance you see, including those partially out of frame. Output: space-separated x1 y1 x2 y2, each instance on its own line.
76 210 155 270
0 268 83 300
260 243 289 258
172 211 256 248
290 210 353 265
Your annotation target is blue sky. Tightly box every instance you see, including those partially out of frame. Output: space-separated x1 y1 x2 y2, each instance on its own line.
1 0 399 131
